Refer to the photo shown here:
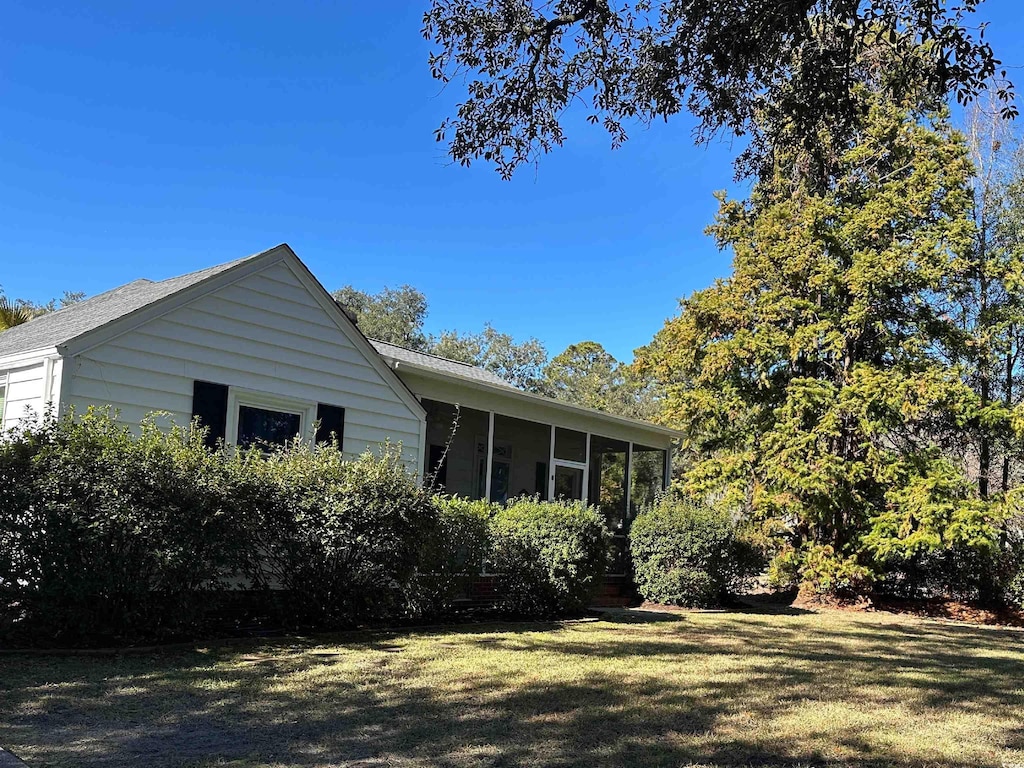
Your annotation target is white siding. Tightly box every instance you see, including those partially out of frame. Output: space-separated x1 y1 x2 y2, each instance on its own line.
62 261 424 469
1 359 49 430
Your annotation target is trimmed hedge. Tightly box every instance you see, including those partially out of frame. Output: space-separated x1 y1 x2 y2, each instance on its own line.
0 410 436 645
629 493 758 607
490 497 610 617
0 411 614 646
0 411 243 645
429 495 610 618
229 441 437 627
418 496 493 616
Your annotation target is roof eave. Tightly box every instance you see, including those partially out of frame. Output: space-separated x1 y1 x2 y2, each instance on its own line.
385 357 684 440
0 346 60 368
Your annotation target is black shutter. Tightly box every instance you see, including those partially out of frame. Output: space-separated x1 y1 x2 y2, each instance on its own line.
192 381 229 449
315 403 345 446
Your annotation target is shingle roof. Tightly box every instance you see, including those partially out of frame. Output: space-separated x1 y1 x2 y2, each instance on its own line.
0 251 519 392
369 339 516 389
0 253 264 358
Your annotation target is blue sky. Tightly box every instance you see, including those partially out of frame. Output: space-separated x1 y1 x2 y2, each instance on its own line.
2 1 1022 362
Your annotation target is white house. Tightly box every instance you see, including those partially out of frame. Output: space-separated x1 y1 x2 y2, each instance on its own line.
0 244 679 572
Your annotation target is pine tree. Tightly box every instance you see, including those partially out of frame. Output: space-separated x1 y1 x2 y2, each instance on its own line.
635 95 1000 573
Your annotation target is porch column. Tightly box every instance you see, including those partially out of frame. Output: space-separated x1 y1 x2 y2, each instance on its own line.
663 445 672 490
547 424 556 500
582 432 591 504
484 411 495 501
625 441 633 520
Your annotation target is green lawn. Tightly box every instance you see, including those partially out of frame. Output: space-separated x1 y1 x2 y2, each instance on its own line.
2 606 1023 767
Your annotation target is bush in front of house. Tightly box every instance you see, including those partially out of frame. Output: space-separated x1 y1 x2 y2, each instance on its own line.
416 496 493 616
629 493 757 607
0 409 244 646
231 441 438 628
0 410 439 645
490 497 610 617
0 409 623 645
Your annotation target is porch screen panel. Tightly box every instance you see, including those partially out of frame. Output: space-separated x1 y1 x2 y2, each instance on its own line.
589 435 630 574
553 427 587 463
629 445 667 517
493 414 551 502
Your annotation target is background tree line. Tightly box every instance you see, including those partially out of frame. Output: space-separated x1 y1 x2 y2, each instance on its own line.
332 284 658 419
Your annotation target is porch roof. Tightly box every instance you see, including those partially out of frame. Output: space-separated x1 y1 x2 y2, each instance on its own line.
375 344 684 447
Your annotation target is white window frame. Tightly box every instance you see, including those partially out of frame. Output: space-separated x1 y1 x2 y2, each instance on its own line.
549 427 591 503
0 371 7 429
225 387 317 447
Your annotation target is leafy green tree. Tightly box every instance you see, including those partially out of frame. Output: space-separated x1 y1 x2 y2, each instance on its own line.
544 341 621 410
433 324 548 391
333 284 430 350
423 0 1012 179
0 287 84 331
429 328 483 363
331 284 549 390
542 340 657 419
635 95 989 568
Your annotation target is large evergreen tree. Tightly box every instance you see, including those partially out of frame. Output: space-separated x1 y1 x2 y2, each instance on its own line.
635 95 1002 574
544 341 657 419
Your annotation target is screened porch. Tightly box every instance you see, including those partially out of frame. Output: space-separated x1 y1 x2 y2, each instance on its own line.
421 399 671 574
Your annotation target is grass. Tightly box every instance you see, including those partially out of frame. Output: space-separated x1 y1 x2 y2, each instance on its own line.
1 606 1023 767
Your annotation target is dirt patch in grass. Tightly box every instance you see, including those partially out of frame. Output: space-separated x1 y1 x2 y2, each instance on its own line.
861 596 1024 628
777 590 1024 629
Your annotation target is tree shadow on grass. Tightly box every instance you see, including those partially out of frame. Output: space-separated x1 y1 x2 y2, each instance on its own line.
1 612 1022 768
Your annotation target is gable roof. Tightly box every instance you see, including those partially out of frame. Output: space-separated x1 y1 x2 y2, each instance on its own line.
0 244 426 419
0 252 264 358
369 339 515 389
0 245 679 440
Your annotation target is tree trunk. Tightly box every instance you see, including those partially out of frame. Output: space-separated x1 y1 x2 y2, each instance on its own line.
1003 331 1015 493
979 373 991 500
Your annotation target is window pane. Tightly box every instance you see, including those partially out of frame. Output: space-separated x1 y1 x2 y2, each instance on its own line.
554 427 587 462
237 405 301 448
553 465 584 500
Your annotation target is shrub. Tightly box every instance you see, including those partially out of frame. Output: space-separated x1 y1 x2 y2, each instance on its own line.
640 566 718 607
232 441 437 628
865 465 1009 603
0 409 242 646
490 497 609 617
1005 568 1024 610
629 493 755 607
993 517 1024 610
417 496 493 616
766 547 802 592
797 545 874 599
